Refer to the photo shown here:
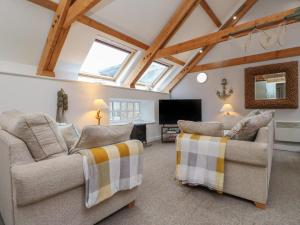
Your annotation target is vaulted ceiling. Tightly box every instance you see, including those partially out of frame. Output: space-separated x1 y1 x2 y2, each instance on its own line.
1 0 300 92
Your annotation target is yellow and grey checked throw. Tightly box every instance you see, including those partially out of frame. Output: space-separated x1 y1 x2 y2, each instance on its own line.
79 140 143 208
176 133 228 192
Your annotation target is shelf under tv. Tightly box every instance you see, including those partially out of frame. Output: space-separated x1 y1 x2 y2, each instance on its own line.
161 125 180 143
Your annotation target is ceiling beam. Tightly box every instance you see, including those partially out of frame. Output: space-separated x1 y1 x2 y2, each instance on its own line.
129 0 201 88
200 0 221 27
63 0 101 28
165 0 258 92
156 7 300 58
36 0 72 76
191 46 300 72
28 0 185 67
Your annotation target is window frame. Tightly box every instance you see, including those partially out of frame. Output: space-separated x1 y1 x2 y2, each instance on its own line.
137 61 172 87
79 38 136 81
109 100 141 123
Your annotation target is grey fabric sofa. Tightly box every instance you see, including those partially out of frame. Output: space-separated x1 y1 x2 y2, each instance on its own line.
223 121 274 208
0 130 138 225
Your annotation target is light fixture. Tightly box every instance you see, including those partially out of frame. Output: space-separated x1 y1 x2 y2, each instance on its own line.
220 104 234 115
196 72 207 83
233 16 237 20
199 48 203 53
94 99 108 125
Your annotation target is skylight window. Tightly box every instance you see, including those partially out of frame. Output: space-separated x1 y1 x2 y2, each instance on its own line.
137 61 171 86
80 39 134 80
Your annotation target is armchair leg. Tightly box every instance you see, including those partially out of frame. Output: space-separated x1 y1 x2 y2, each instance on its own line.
254 202 266 209
127 200 135 208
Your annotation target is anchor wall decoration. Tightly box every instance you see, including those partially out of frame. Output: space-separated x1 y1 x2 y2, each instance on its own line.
216 79 233 99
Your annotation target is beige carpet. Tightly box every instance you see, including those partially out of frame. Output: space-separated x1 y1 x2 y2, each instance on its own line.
1 142 299 225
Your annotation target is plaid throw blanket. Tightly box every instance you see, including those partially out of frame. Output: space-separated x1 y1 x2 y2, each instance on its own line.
176 133 228 192
79 140 143 208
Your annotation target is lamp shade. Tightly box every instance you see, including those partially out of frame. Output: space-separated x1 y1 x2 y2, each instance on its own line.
94 99 108 110
220 104 233 113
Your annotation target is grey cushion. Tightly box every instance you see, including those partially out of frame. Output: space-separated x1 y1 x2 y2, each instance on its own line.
58 124 80 150
70 124 134 154
227 112 273 141
177 120 223 137
0 111 68 161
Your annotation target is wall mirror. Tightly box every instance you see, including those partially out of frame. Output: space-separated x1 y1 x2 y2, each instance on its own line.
255 72 286 100
245 61 298 108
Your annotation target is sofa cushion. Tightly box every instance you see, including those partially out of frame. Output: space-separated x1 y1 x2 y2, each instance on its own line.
225 140 268 167
11 154 84 206
0 111 68 161
70 124 133 154
58 123 80 150
226 112 272 141
177 120 223 137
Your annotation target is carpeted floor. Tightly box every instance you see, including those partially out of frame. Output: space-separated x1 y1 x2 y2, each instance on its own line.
1 142 300 225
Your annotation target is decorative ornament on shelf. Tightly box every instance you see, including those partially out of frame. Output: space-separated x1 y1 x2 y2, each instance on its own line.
56 88 68 123
94 99 108 125
216 79 233 99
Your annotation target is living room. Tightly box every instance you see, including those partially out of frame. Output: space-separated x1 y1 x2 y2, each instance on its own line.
0 0 299 225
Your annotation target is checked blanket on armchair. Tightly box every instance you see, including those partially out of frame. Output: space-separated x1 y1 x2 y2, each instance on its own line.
176 133 228 192
79 140 143 208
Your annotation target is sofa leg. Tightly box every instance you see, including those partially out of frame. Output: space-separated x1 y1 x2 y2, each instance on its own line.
127 200 135 208
254 202 266 209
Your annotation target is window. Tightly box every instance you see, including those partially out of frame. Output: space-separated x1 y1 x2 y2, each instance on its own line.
137 61 171 87
79 39 135 80
110 100 141 122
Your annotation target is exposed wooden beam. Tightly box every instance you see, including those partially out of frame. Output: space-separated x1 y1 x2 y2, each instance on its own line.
37 0 72 76
165 0 258 92
200 0 221 27
129 0 201 88
157 7 300 58
191 46 300 72
63 0 101 28
28 0 185 67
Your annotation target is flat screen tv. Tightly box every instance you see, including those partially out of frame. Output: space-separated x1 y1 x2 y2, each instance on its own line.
159 99 202 125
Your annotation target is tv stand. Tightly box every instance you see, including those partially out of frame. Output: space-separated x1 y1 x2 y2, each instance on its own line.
161 125 180 143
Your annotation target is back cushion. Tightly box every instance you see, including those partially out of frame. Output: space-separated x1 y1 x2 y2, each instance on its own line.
58 123 80 150
70 124 133 154
177 120 224 137
0 111 68 161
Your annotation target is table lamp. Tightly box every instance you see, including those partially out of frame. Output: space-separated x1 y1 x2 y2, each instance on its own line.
220 103 234 115
94 99 108 125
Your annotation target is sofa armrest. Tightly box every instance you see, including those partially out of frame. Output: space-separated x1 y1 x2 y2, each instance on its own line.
12 154 84 206
225 140 268 167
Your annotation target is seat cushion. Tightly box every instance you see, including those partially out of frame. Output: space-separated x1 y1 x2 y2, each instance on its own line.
12 154 84 206
0 111 68 161
225 140 268 167
177 120 223 137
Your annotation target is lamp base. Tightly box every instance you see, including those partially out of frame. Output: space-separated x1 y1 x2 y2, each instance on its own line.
96 110 102 125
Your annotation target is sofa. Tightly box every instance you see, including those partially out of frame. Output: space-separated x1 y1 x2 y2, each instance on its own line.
223 121 274 208
0 129 139 225
178 120 274 209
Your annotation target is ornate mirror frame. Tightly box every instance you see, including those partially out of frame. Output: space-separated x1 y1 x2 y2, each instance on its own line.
245 61 298 109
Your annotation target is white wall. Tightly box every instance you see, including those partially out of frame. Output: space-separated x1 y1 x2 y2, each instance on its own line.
0 72 169 142
171 56 300 123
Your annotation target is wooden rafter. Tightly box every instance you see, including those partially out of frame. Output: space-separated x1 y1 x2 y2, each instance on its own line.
156 7 300 59
37 0 72 76
129 0 201 88
200 0 221 27
165 0 258 92
63 0 101 28
191 46 300 72
28 0 185 68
